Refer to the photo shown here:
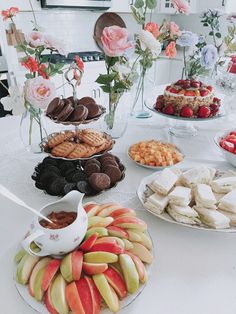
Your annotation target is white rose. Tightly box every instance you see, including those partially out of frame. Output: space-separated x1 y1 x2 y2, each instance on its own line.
44 34 68 56
25 31 45 48
138 30 162 57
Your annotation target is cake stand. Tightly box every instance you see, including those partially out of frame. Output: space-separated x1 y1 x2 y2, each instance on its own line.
145 102 225 138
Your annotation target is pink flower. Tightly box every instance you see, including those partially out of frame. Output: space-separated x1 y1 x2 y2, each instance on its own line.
24 77 56 109
169 22 181 36
44 34 67 56
165 41 177 58
101 26 133 57
171 0 190 15
144 22 160 38
25 31 45 48
1 7 19 21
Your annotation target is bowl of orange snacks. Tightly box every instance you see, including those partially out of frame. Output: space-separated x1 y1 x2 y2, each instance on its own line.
128 140 184 170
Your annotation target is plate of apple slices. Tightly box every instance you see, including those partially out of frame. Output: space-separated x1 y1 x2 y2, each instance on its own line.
14 202 154 314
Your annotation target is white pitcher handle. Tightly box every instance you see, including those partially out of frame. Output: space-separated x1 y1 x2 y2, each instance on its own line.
21 230 49 257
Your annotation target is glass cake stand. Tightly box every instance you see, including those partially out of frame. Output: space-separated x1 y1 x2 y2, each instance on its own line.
145 101 225 138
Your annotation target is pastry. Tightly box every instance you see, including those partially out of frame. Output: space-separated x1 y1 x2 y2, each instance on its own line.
47 131 74 148
195 184 217 208
83 103 102 119
51 142 76 158
46 97 65 117
103 165 122 184
155 79 221 118
194 206 230 229
149 168 178 195
211 177 236 193
144 193 169 214
67 144 88 159
78 96 96 105
57 99 74 121
218 189 236 213
167 205 200 225
89 173 111 191
69 105 88 122
168 186 192 206
79 130 105 147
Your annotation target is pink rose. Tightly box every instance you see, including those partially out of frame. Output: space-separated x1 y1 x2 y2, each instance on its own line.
144 22 160 38
171 0 190 15
165 41 177 58
24 77 56 109
101 26 133 57
25 31 45 48
169 22 181 36
44 34 67 56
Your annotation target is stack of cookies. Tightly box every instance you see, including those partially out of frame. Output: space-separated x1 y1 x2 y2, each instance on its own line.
32 154 125 196
43 129 113 159
46 96 104 123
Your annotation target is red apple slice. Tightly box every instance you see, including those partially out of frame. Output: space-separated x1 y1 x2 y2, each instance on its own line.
42 259 61 292
110 208 136 218
111 217 147 231
84 276 101 314
104 267 127 299
84 203 101 217
45 283 58 314
65 282 85 314
72 251 83 281
107 226 129 239
89 242 124 255
76 278 93 314
125 251 147 283
79 233 98 251
83 262 108 275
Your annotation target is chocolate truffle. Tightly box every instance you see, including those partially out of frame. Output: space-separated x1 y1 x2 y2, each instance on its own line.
89 173 111 191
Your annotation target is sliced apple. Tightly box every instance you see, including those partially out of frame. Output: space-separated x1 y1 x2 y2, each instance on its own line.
60 253 73 283
93 274 120 313
125 251 148 284
34 266 47 301
85 227 108 240
97 204 122 217
72 251 83 280
129 242 153 264
45 283 58 314
122 239 134 250
14 248 27 264
42 259 61 291
84 276 101 314
95 237 125 249
110 208 136 218
16 253 40 285
84 203 101 218
51 274 69 314
84 252 118 264
88 217 113 228
28 257 51 297
79 233 98 251
76 278 93 314
65 282 85 314
131 231 152 250
89 241 124 255
119 254 139 294
126 230 142 242
83 262 108 275
110 263 123 276
111 217 147 231
104 267 127 299
107 226 129 239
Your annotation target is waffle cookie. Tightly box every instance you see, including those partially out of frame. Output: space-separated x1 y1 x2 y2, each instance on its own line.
51 142 76 158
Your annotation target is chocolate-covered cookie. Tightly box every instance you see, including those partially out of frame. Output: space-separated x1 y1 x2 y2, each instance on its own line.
40 172 60 187
69 105 88 122
43 157 58 167
71 171 87 183
67 96 79 107
104 165 122 184
46 177 67 196
89 173 111 191
76 180 91 194
84 159 101 168
78 97 96 106
101 160 119 169
57 99 74 121
99 153 116 163
43 165 61 176
84 163 101 177
83 103 101 119
63 182 76 195
46 97 64 117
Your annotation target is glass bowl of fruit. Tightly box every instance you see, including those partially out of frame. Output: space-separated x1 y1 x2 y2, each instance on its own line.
214 129 236 168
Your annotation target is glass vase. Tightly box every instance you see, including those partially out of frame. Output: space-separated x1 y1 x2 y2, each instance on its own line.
20 105 47 154
102 91 131 139
131 65 155 119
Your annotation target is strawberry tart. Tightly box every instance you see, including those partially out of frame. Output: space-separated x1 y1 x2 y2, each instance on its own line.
155 79 221 118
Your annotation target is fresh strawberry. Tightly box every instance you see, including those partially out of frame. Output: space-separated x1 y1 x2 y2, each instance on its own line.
155 101 163 111
213 97 221 105
210 103 219 116
185 90 196 97
230 131 236 136
200 89 210 97
221 140 234 153
225 137 236 145
163 104 174 115
176 79 185 86
207 85 213 92
169 87 179 94
198 106 211 118
180 106 193 118
183 80 191 89
166 85 172 91
190 81 200 88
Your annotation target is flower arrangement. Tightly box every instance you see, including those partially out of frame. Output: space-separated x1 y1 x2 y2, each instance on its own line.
1 7 19 22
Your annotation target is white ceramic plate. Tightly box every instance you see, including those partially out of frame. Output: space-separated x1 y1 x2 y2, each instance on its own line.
137 169 236 233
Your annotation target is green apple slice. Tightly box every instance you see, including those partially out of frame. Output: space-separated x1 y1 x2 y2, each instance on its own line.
60 253 73 283
51 274 69 314
16 253 40 285
29 258 51 297
119 254 139 294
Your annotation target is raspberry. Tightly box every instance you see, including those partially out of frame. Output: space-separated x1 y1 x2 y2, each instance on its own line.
180 106 193 118
198 106 211 118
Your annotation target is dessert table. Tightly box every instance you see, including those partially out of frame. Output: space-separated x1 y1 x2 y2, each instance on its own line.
0 110 236 314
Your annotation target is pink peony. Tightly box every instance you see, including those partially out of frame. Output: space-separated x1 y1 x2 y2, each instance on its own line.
25 31 45 48
165 41 177 58
101 25 133 57
44 34 67 56
144 22 160 38
24 77 56 109
171 0 190 15
169 21 181 36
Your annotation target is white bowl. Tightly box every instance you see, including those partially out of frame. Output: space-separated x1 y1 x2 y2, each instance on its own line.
214 129 236 168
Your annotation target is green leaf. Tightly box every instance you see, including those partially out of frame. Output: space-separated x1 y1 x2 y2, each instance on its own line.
100 85 111 93
96 74 116 85
215 32 221 38
25 73 34 79
26 48 35 55
146 0 157 9
134 0 144 8
113 81 127 92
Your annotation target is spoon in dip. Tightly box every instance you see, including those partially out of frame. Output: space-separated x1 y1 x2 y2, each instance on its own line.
0 184 53 224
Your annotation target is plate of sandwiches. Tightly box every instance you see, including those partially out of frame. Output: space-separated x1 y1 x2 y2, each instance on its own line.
137 166 236 232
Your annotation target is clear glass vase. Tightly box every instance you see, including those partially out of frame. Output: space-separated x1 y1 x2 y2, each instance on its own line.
102 91 131 139
20 105 47 154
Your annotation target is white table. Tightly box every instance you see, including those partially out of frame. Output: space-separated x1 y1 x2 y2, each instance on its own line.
0 112 236 314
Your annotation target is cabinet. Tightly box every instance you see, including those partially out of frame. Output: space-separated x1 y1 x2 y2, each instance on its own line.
157 0 197 14
197 0 236 13
1 0 41 11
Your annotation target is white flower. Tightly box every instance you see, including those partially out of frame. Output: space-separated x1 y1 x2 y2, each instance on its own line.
24 77 56 110
1 85 25 115
25 31 45 48
44 34 68 56
138 30 162 57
